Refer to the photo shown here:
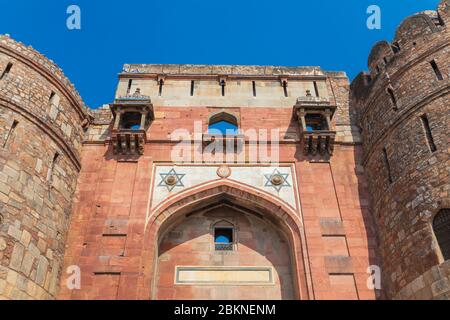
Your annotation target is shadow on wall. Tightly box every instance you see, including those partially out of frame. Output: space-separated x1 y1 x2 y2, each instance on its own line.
352 145 384 299
156 204 296 300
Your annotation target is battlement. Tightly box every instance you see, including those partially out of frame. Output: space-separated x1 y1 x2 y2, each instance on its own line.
114 64 349 110
121 64 347 78
0 34 89 118
351 0 449 102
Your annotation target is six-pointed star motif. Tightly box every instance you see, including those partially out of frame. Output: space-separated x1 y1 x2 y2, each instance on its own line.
158 169 185 191
264 169 291 192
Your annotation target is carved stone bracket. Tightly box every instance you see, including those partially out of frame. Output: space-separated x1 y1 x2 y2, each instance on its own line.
302 132 336 156
111 131 146 156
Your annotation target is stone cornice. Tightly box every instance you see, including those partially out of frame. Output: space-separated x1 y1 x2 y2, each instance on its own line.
0 97 82 171
118 73 329 82
121 64 330 76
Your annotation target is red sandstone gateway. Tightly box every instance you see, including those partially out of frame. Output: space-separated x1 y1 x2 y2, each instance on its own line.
0 0 449 301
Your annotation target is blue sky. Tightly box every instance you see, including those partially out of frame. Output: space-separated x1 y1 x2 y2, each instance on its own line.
0 0 440 108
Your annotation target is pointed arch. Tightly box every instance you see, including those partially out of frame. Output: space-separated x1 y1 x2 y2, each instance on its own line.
138 180 312 300
208 111 239 127
208 111 239 135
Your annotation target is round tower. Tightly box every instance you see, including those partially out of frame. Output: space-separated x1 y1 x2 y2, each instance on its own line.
351 0 450 299
0 35 90 299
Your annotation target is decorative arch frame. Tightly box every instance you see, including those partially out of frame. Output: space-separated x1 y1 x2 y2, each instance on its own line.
137 180 312 300
208 111 239 127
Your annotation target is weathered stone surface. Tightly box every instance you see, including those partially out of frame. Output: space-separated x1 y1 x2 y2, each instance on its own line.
431 278 450 298
9 243 24 271
58 61 379 300
0 238 6 251
35 256 48 286
350 0 450 300
20 252 34 277
2 0 448 301
0 34 89 300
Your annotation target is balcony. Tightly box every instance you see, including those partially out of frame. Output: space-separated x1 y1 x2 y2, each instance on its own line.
109 89 154 156
294 94 337 157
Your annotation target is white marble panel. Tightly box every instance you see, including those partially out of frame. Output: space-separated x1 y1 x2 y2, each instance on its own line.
151 165 297 210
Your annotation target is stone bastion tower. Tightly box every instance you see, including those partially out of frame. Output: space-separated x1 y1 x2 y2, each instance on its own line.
0 35 90 299
351 0 450 299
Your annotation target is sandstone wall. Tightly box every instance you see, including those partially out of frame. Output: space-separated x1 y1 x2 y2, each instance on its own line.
350 0 450 299
156 206 295 300
58 68 378 300
0 35 89 299
116 64 331 109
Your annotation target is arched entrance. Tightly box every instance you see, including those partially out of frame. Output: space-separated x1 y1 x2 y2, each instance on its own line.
138 181 310 300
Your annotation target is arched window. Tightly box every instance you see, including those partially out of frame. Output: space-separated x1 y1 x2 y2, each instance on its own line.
215 228 233 243
213 220 235 251
208 112 239 135
433 209 450 261
305 114 329 131
208 121 238 135
120 112 142 130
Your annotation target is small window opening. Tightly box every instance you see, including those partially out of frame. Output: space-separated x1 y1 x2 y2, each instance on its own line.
420 114 437 153
313 81 320 97
120 112 142 130
391 42 400 54
49 91 57 106
376 65 381 73
433 209 450 261
305 114 328 131
158 79 163 97
282 80 288 97
387 87 398 110
430 60 443 81
220 80 226 97
382 147 393 184
190 80 195 96
252 81 256 97
383 57 388 65
3 120 18 148
0 62 13 80
48 152 60 184
215 227 233 251
126 79 133 94
208 112 239 135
